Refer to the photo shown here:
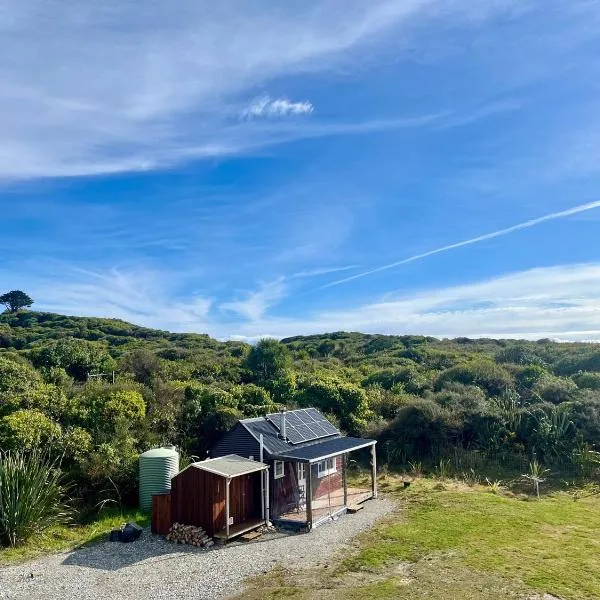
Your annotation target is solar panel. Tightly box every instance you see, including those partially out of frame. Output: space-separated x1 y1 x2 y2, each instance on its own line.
266 409 340 445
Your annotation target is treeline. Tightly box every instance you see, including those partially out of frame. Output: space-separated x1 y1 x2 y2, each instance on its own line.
2 311 600 514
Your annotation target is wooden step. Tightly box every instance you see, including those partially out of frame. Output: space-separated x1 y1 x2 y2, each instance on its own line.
347 504 364 514
240 530 263 542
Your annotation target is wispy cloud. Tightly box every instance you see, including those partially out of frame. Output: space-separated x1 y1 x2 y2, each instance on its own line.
220 278 287 321
228 264 600 341
291 265 358 279
321 200 600 288
7 261 600 342
0 265 213 332
242 96 314 119
0 0 533 180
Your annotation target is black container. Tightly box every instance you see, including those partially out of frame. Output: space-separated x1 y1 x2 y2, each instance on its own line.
121 522 143 543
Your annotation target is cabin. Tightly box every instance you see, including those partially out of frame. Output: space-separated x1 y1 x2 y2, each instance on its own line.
212 408 377 530
170 454 269 542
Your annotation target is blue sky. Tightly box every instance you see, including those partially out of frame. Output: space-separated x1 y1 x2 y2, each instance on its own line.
2 0 600 340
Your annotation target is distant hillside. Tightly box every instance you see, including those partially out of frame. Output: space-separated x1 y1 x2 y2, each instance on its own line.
2 310 599 372
0 310 239 355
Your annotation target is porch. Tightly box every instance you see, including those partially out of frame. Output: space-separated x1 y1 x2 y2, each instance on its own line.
277 486 372 524
269 436 377 530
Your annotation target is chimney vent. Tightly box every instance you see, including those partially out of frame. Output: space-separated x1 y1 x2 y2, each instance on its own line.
279 408 287 441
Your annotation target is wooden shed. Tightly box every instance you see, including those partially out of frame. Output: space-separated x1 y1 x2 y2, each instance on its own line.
170 454 269 541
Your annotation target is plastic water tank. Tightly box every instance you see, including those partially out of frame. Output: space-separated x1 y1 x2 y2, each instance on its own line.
139 446 179 511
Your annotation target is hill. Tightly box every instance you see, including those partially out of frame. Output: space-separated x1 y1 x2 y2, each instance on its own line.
1 309 600 518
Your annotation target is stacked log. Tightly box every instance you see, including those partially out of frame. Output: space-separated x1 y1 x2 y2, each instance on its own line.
166 522 214 548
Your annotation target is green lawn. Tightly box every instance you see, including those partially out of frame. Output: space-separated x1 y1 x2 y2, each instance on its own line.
0 508 149 564
240 477 600 600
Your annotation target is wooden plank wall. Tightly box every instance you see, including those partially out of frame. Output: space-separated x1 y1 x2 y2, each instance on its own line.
151 493 172 535
171 467 263 536
172 467 219 535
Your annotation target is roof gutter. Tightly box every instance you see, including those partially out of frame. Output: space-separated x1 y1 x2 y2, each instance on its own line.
268 439 377 464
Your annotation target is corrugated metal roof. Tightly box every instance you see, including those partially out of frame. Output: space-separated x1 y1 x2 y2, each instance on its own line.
240 417 296 455
191 454 268 478
239 409 342 456
270 436 376 463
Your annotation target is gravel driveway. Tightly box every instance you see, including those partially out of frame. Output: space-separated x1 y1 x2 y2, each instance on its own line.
0 498 393 600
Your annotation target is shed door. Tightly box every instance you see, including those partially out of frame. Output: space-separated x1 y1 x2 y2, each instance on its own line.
230 474 256 525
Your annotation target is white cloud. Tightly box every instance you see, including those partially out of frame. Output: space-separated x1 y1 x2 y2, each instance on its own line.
220 278 287 321
0 0 527 180
8 262 600 342
242 96 314 119
11 266 214 332
224 264 600 341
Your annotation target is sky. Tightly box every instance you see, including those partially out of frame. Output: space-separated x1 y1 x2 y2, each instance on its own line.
2 0 600 341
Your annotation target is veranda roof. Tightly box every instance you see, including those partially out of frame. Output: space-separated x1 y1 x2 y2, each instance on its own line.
191 454 268 478
269 436 376 463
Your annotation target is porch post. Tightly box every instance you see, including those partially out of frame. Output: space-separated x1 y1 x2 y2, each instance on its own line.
342 453 348 507
370 444 378 499
225 477 231 538
306 461 313 529
259 434 265 521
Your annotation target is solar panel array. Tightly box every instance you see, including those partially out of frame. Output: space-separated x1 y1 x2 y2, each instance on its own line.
266 408 339 445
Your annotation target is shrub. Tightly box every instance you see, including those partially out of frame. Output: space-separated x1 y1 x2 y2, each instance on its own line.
0 448 70 546
0 409 62 451
573 372 600 391
435 360 513 396
532 375 578 404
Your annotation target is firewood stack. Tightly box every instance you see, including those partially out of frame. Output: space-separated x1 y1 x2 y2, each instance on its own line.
166 523 215 548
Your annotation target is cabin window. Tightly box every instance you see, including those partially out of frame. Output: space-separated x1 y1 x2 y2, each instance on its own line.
274 460 285 479
297 462 306 481
317 458 336 478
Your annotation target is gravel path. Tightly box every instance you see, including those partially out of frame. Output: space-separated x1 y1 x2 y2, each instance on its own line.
0 498 393 600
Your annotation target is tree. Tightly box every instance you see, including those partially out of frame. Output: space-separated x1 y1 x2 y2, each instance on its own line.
0 290 33 313
31 337 116 381
246 338 291 384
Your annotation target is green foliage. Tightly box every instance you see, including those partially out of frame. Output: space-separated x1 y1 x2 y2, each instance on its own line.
2 309 600 533
435 359 513 396
0 290 33 314
514 364 548 392
574 371 600 391
296 376 371 435
0 409 62 451
532 375 578 404
0 448 70 546
31 337 116 381
495 344 545 366
246 338 292 386
0 355 41 399
76 382 146 432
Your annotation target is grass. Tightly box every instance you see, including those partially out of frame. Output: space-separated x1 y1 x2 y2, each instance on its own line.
0 508 149 564
239 475 600 600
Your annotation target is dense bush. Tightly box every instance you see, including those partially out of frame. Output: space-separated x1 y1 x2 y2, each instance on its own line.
2 310 600 536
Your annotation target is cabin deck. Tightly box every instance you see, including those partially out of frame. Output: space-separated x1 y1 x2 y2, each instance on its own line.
277 486 372 524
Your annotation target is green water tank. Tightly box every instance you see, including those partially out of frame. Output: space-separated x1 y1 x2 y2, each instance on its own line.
139 446 179 510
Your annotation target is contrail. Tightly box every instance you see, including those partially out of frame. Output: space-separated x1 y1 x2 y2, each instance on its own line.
320 200 600 289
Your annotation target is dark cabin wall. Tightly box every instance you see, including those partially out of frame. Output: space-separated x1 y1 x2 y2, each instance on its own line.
211 423 261 459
